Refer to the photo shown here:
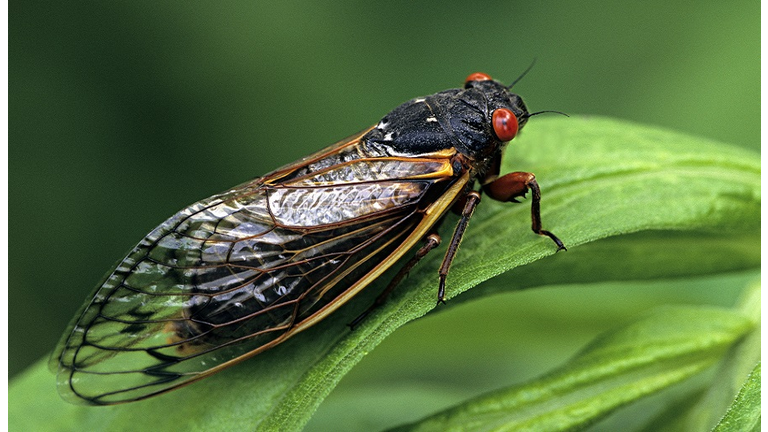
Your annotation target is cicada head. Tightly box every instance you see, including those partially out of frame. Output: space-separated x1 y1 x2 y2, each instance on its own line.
452 74 530 158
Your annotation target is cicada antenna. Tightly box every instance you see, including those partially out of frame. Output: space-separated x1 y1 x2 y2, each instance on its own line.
524 110 570 119
508 58 537 89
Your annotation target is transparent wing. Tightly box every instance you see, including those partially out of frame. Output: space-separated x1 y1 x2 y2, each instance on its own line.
51 138 459 405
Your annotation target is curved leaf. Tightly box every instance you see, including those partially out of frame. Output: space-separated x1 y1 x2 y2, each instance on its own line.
635 280 761 431
388 305 754 432
713 362 761 432
9 117 760 431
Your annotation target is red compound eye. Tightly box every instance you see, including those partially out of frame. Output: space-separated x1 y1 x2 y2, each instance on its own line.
492 108 519 141
464 72 492 85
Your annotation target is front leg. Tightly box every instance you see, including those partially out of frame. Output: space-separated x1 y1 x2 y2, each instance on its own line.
483 171 566 251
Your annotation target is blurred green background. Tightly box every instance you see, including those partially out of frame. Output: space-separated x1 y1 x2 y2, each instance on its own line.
10 1 758 427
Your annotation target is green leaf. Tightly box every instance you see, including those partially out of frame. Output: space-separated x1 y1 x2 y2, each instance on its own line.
387 305 754 432
636 280 761 431
9 117 760 431
713 362 761 432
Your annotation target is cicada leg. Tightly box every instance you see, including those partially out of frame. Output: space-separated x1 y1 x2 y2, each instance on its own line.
437 191 482 305
483 171 566 251
348 233 442 329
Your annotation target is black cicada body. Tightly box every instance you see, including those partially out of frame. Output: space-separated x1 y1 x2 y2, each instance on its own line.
51 72 565 405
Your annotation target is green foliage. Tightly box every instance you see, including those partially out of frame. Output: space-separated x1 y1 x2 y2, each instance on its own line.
390 305 755 432
9 118 759 431
713 363 761 432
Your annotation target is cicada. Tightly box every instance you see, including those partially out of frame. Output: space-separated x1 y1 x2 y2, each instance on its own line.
51 71 565 405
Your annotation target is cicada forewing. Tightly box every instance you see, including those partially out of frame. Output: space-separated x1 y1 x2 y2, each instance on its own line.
50 130 467 405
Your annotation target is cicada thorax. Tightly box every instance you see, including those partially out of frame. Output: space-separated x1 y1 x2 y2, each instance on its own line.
361 78 530 188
